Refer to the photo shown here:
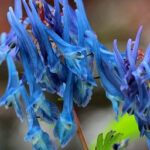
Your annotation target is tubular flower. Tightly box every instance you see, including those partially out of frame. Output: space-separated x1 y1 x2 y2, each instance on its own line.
54 72 76 147
0 55 24 121
1 0 150 150
112 26 150 146
21 88 56 150
84 30 123 117
84 26 150 148
0 0 96 149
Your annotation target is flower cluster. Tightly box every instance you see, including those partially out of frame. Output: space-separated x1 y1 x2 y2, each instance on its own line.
1 0 150 150
0 0 97 149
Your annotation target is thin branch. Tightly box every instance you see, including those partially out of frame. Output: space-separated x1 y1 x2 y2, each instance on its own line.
74 110 89 150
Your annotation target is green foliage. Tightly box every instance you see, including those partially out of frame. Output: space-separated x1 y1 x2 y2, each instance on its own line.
95 131 123 150
90 113 139 150
107 114 139 139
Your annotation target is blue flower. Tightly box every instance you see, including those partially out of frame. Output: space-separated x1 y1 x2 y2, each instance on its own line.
8 6 60 125
7 7 64 95
3 0 150 149
0 55 24 121
25 110 56 150
45 24 91 82
28 90 59 124
85 30 123 117
14 0 23 19
74 0 92 32
40 0 55 28
112 26 144 115
112 26 150 147
22 0 60 72
73 75 94 107
72 53 96 107
43 1 94 83
53 0 63 35
54 72 77 147
0 0 23 62
21 87 56 150
16 30 59 125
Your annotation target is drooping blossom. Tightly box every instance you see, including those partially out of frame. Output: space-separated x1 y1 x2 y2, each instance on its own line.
1 0 150 150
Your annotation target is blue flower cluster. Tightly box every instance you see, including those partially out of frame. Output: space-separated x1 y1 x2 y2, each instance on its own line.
0 0 150 149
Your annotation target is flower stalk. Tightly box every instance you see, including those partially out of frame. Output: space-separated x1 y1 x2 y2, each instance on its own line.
74 110 89 150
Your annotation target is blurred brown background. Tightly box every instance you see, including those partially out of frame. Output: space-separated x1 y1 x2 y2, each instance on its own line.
0 0 149 150
1 0 150 47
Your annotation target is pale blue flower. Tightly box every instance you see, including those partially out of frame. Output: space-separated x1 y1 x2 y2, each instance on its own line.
54 72 77 147
0 55 24 121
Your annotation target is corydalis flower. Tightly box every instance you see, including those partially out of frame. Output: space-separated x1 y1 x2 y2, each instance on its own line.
7 6 64 95
54 72 76 147
113 26 146 114
2 0 150 150
0 0 96 149
0 55 24 121
85 30 122 116
21 88 56 150
113 26 150 147
25 109 56 150
85 25 150 149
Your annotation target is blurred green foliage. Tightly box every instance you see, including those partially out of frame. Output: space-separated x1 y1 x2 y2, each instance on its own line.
90 113 140 150
95 130 123 150
107 114 139 139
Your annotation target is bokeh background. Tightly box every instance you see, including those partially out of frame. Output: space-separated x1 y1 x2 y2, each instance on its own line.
0 0 150 150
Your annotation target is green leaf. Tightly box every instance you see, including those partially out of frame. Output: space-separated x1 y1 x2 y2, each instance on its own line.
107 114 139 139
90 113 139 150
95 130 124 150
95 133 103 150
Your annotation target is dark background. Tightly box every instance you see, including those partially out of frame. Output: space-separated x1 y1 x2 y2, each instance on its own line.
0 0 149 150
